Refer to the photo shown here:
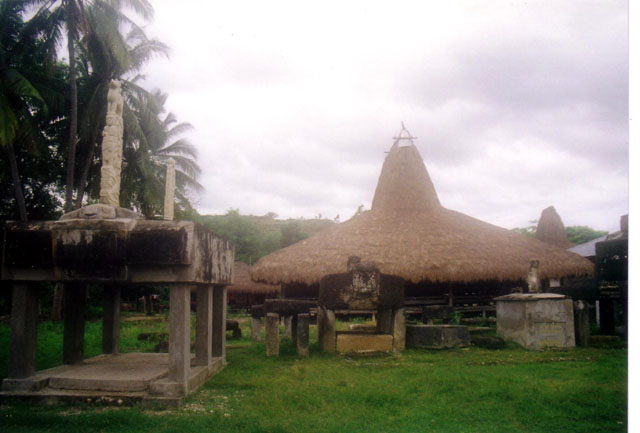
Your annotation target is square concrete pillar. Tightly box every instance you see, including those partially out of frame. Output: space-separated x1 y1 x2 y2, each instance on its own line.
377 308 393 334
291 314 298 347
392 308 406 352
296 313 310 358
573 300 590 347
195 285 213 367
320 308 336 353
8 283 39 379
212 285 227 360
266 313 280 356
284 315 293 338
251 317 262 342
63 283 87 365
102 285 121 354
316 308 324 345
169 285 191 390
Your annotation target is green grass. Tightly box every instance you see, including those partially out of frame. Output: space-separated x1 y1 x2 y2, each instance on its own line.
0 316 627 433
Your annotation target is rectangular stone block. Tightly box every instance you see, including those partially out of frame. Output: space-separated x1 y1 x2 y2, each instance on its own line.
336 333 393 354
265 313 280 357
406 325 470 349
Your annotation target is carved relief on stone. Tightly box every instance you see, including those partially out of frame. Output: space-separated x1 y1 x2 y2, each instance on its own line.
99 80 124 207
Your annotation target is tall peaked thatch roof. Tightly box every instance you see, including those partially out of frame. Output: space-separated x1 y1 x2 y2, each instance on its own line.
228 261 280 295
535 206 573 249
251 140 593 286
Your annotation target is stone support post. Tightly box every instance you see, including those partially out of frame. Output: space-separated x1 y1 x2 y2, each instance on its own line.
212 285 227 360
573 300 590 346
320 308 336 353
392 308 406 352
266 313 280 356
63 283 87 365
196 285 213 367
291 314 298 347
316 308 324 345
8 283 39 379
284 315 293 338
296 313 310 357
251 317 262 342
377 308 393 334
102 285 121 354
168 285 191 391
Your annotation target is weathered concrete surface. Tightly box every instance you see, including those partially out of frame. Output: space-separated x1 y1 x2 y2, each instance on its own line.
102 286 120 354
168 285 190 392
212 286 227 359
263 299 315 315
265 313 280 356
1 220 234 285
8 283 39 379
319 309 336 353
296 313 310 357
392 308 406 352
251 317 262 342
2 353 227 406
406 325 470 349
319 257 404 310
336 333 394 354
496 293 575 350
573 300 590 347
195 285 213 367
63 283 87 364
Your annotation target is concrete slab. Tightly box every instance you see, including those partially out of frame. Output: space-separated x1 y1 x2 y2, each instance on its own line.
48 353 168 392
336 333 393 354
1 352 227 406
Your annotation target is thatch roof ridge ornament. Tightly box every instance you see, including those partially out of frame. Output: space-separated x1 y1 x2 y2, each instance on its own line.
535 205 573 248
250 132 594 286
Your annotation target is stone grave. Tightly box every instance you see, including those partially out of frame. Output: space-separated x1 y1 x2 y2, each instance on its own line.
0 80 234 406
495 293 575 350
317 256 405 354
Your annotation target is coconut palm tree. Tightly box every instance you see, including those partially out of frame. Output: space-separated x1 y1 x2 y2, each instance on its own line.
120 89 202 216
28 0 154 212
72 3 168 208
0 0 64 220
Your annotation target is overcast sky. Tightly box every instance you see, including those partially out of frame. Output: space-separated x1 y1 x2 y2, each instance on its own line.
139 0 628 233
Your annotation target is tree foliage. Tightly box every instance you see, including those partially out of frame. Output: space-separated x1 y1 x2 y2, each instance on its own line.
565 226 608 245
0 1 200 221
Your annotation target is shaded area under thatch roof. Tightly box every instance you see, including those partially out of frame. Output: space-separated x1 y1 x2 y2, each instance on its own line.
228 261 280 295
535 206 574 249
251 139 594 287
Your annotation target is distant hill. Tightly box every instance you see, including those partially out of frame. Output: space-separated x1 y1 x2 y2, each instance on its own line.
198 210 336 264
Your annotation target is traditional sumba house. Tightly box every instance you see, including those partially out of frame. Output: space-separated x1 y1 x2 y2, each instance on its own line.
250 128 594 307
535 206 573 248
227 261 280 309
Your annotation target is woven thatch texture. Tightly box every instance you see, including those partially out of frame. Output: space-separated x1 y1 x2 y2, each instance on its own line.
535 206 573 248
251 145 593 286
228 261 280 295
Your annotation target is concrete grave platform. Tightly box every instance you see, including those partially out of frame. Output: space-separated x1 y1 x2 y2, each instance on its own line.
0 352 226 406
406 324 470 349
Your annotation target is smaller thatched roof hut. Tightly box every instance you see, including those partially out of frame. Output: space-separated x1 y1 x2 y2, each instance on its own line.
227 261 280 307
535 206 573 249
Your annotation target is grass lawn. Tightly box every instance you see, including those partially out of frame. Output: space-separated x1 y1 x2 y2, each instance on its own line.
0 315 627 433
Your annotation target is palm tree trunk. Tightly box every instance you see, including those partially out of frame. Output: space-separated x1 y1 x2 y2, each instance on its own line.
64 0 78 213
5 142 28 221
74 131 99 209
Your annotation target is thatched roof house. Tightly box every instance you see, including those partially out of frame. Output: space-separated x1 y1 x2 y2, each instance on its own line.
251 138 593 291
535 206 573 248
227 261 280 307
